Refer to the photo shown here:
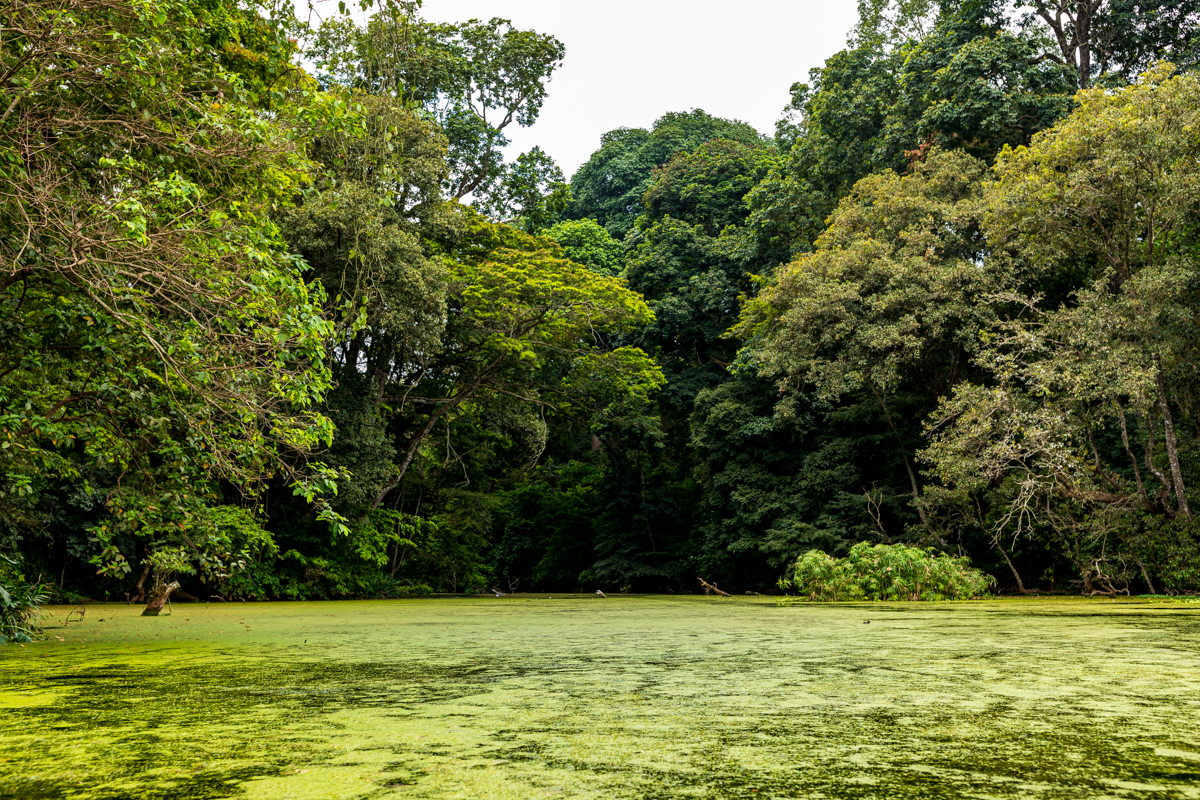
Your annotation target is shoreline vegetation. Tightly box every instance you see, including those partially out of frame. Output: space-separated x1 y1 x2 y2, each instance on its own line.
4 0 1200 632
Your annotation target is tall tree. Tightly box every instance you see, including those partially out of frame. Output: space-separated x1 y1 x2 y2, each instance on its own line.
367 213 662 510
567 110 768 240
753 0 1075 258
738 150 990 537
306 9 566 204
922 67 1200 593
478 146 571 233
1017 0 1200 86
0 0 343 606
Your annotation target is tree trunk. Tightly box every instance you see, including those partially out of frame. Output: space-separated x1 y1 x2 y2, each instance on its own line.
370 356 508 511
1076 0 1092 88
1143 409 1174 499
371 410 447 510
141 582 180 616
995 540 1029 593
1117 405 1149 507
1156 363 1191 519
1137 558 1158 596
869 382 941 541
1033 0 1099 88
132 562 151 604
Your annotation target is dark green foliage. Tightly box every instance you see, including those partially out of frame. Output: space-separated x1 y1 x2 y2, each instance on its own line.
643 140 779 236
567 111 768 240
1091 0 1200 81
908 32 1076 161
753 0 1075 256
623 218 743 406
490 459 605 591
7 0 1200 603
1128 518 1200 595
481 146 572 233
589 408 697 589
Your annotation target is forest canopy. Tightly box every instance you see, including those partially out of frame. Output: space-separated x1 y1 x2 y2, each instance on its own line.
2 0 1199 610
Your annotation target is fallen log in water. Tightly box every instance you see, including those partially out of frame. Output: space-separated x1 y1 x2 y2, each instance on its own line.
698 578 730 597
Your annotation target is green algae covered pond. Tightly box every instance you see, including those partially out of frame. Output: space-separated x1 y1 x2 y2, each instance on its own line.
2 597 1200 799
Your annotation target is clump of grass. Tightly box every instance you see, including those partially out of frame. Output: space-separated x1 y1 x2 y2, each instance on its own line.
779 542 994 603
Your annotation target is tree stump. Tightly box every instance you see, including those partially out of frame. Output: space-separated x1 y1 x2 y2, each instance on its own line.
141 582 180 616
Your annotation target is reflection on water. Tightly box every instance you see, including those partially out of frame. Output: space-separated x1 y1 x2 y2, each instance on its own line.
2 597 1199 799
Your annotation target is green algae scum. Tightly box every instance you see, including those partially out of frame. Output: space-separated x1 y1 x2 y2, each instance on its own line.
2 598 1199 799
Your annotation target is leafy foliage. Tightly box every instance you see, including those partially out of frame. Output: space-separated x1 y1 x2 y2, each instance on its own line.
920 67 1200 594
541 219 624 276
568 111 767 240
0 0 347 600
6 0 1200 603
479 146 572 233
780 542 995 601
0 555 46 643
306 9 566 205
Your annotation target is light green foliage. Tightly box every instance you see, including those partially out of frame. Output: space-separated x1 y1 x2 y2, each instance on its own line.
781 542 995 601
740 148 989 404
0 0 347 594
920 66 1200 593
350 509 430 568
442 213 662 412
89 500 277 595
338 210 663 521
541 219 624 276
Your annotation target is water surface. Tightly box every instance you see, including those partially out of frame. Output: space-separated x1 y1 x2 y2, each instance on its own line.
2 597 1199 799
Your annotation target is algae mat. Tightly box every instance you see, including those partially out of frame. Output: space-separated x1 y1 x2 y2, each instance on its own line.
2 598 1199 799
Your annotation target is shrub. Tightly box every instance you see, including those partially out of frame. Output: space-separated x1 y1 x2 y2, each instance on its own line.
0 555 47 643
780 542 994 602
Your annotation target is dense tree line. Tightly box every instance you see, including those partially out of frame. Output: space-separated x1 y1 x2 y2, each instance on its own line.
2 0 1199 611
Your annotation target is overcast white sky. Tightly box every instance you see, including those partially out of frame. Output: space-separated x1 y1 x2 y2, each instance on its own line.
307 0 861 179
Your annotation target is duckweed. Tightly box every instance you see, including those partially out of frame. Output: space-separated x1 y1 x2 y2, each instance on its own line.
2 596 1199 799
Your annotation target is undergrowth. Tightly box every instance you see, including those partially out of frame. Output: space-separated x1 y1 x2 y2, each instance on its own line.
778 542 995 603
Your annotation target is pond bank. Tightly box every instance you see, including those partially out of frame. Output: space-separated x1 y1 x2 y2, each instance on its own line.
3 597 1199 799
